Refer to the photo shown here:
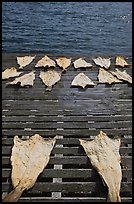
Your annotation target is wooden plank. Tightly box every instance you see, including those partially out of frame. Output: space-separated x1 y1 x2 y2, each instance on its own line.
2 97 132 110
2 107 132 115
2 168 132 181
2 87 132 100
2 110 124 116
17 197 132 202
2 181 132 193
2 110 132 118
2 115 132 123
2 128 132 137
2 102 132 111
2 103 132 111
2 129 132 139
3 102 131 109
2 137 132 146
2 156 132 169
2 98 132 104
1 182 104 193
2 99 132 111
2 94 130 101
2 146 132 156
2 87 132 97
2 121 132 129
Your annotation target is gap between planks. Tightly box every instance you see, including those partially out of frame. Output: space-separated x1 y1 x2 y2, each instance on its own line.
52 134 63 199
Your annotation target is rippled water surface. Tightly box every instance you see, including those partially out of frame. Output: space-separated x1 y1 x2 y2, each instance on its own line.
2 2 132 56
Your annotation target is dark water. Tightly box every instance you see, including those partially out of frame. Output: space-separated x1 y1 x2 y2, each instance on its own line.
2 2 132 57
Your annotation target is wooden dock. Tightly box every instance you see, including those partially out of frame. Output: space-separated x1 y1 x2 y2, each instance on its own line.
2 54 132 202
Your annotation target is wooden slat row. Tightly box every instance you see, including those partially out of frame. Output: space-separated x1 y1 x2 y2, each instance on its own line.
2 156 132 169
18 197 132 202
2 128 132 137
2 146 132 156
2 137 132 146
2 168 132 181
2 115 132 123
2 182 132 194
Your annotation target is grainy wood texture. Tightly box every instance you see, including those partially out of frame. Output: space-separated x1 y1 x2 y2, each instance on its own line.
2 54 132 202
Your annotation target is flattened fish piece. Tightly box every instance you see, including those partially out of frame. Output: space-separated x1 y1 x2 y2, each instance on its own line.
111 68 132 84
56 57 71 71
35 55 56 68
71 72 95 88
2 67 22 80
3 134 56 202
39 70 61 91
93 56 111 69
98 68 122 84
73 58 92 69
115 56 130 67
79 131 122 202
17 55 36 69
6 71 35 87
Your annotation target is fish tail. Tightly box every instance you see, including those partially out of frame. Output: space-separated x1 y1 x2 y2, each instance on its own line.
2 187 23 202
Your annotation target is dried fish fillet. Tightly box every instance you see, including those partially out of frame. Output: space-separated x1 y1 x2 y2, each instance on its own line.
71 72 95 88
56 57 71 71
17 55 36 69
98 68 122 84
73 58 92 69
2 67 22 80
111 68 132 84
115 56 130 67
6 71 35 87
35 55 56 68
39 70 61 91
79 131 122 202
93 56 111 69
3 134 56 202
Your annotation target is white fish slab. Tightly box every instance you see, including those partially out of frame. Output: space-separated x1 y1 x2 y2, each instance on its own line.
35 55 56 68
98 68 122 84
73 58 92 69
3 134 56 202
111 68 132 84
17 55 36 69
71 72 95 88
79 131 122 202
39 70 61 91
2 67 22 80
7 71 35 87
115 56 130 67
56 57 71 71
93 56 111 69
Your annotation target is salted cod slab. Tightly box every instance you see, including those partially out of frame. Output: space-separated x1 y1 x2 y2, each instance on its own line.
111 68 132 84
6 71 35 87
93 56 111 69
17 55 36 69
115 56 130 67
98 68 122 84
56 57 71 71
3 134 56 202
2 67 22 80
35 55 56 68
39 70 61 91
79 131 122 202
73 58 92 69
71 72 95 88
